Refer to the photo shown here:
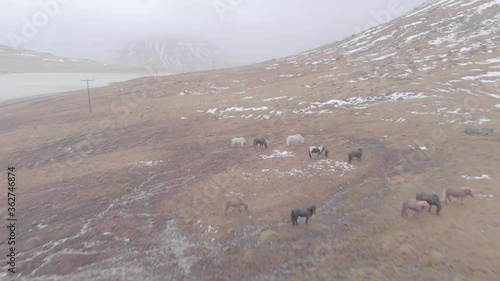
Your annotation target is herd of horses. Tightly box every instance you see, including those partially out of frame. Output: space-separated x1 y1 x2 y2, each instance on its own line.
401 187 474 217
230 135 362 163
226 134 362 226
226 135 474 226
225 187 475 227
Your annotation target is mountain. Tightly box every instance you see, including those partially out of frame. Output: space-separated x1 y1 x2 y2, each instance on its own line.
0 45 123 73
277 0 499 98
114 38 238 72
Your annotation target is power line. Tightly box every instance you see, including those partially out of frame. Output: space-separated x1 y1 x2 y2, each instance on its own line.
152 64 159 81
81 78 94 113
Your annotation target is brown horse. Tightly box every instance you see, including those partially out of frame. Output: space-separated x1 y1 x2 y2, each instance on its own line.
224 197 249 215
401 199 430 217
443 187 474 204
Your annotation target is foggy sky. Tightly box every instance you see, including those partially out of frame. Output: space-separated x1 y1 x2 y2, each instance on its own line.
0 0 427 62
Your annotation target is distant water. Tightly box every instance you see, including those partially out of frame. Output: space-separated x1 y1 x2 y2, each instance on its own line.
0 72 175 101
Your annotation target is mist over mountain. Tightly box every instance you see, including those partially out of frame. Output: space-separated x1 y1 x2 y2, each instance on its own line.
114 38 238 72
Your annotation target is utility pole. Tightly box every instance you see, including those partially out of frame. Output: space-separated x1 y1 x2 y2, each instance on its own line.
152 64 159 82
81 78 94 113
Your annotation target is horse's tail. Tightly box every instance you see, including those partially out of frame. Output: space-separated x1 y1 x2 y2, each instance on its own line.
401 202 406 217
442 189 447 203
348 152 352 163
308 149 312 159
290 210 295 224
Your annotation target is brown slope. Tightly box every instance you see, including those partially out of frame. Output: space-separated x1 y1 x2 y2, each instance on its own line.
0 0 499 280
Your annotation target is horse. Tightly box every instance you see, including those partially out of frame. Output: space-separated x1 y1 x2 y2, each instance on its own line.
231 137 247 147
416 192 442 215
348 148 363 164
291 205 316 226
253 137 268 148
443 187 474 204
224 197 249 215
287 134 305 146
401 199 430 217
309 145 329 159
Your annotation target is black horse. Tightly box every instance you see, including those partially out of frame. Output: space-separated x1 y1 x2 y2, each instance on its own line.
348 148 363 164
254 137 268 148
309 145 329 159
416 192 442 215
291 205 316 226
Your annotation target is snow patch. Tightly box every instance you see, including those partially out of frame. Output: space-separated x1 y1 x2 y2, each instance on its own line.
128 160 164 167
220 106 268 114
259 150 296 159
461 174 491 180
263 96 288 102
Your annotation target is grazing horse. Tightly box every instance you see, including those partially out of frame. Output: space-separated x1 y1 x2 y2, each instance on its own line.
291 205 316 226
416 193 442 215
401 199 430 217
231 137 246 147
443 187 474 204
224 198 249 215
253 137 268 148
309 145 329 159
348 148 363 164
287 134 305 146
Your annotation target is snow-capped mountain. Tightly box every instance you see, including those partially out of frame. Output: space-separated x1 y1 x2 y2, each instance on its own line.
114 38 237 72
276 0 499 98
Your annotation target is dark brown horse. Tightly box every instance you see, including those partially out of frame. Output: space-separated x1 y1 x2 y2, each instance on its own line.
291 205 316 226
443 187 473 204
348 148 362 164
254 137 268 148
416 193 442 215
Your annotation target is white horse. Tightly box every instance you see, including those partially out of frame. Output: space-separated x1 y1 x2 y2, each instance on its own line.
287 134 305 146
231 137 247 147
